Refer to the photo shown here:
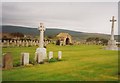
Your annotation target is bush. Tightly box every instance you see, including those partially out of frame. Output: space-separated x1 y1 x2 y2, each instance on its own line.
57 58 62 61
13 62 20 67
48 58 58 63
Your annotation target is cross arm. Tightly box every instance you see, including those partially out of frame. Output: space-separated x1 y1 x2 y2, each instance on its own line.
110 20 117 22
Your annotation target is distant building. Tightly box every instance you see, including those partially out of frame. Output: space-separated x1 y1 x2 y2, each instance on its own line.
56 33 72 46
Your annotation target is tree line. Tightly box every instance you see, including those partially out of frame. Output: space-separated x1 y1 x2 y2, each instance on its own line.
86 37 108 45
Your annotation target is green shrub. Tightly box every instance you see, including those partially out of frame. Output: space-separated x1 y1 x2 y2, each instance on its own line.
13 62 20 67
48 58 58 63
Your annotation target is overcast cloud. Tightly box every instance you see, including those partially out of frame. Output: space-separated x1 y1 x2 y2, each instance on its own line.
2 2 118 34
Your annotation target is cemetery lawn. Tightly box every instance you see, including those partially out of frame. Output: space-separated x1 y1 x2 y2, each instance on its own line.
2 44 118 81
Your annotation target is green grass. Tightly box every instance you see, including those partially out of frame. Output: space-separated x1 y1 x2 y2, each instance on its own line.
2 44 118 81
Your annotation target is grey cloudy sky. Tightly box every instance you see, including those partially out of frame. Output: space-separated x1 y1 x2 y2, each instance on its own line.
2 2 118 34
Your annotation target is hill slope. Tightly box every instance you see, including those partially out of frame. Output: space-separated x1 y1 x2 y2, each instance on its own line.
2 25 117 41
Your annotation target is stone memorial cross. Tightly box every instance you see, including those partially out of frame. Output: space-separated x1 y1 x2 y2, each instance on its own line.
35 23 47 62
110 16 116 41
38 23 45 48
106 16 118 50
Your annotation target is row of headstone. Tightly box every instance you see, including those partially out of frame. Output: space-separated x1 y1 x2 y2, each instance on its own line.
35 51 62 63
2 52 29 69
48 51 62 60
2 40 50 47
2 40 39 47
2 51 62 69
72 41 102 45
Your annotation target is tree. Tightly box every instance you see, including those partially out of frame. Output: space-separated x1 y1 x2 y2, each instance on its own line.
86 37 108 45
10 32 24 38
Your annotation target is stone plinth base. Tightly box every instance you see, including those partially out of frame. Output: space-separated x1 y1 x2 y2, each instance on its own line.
35 48 47 61
106 45 118 50
106 40 118 50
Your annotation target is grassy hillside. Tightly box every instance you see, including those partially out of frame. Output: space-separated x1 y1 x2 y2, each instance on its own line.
2 44 118 81
2 25 119 41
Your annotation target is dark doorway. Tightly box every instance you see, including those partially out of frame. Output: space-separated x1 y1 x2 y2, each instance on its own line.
56 40 60 45
66 38 70 45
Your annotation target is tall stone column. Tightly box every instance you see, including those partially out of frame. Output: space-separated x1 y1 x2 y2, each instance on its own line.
106 16 118 50
35 23 47 63
110 16 116 41
39 23 45 48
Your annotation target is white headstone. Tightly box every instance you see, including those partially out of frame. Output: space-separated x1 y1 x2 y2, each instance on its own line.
36 41 39 46
46 41 48 45
21 53 29 65
3 40 6 43
10 40 12 43
58 51 62 60
60 41 63 46
35 52 44 63
33 41 35 46
17 40 20 47
36 48 47 59
14 40 17 46
44 41 47 47
48 51 53 60
7 40 9 47
22 40 25 46
30 41 33 46
19 40 22 46
10 40 14 47
26 41 29 47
